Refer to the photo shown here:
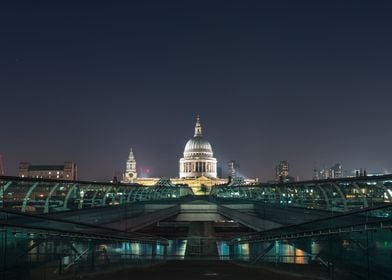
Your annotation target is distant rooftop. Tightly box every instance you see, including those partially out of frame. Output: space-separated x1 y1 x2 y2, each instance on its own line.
28 165 65 171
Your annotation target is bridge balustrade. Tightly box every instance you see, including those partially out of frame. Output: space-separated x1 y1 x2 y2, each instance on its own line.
229 204 392 280
0 210 168 279
211 175 392 212
0 176 194 213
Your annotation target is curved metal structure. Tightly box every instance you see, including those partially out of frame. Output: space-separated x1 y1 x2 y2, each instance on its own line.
211 175 392 211
0 176 194 213
0 209 168 279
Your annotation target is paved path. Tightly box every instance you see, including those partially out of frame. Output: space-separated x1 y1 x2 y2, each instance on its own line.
185 222 219 258
89 261 323 280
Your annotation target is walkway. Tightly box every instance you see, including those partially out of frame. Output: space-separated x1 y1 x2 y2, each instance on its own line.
88 261 326 280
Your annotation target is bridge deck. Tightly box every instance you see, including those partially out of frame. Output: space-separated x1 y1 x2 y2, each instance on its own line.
84 260 332 280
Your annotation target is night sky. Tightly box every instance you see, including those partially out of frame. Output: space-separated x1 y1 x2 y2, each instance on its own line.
1 1 392 181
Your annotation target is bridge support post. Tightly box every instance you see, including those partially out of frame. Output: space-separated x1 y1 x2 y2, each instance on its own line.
90 189 99 208
44 183 60 213
376 182 392 202
22 182 39 212
63 183 78 210
316 184 330 210
331 183 348 211
102 186 113 206
1 181 12 206
353 182 368 208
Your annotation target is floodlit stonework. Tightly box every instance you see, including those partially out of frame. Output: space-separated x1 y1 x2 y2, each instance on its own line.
179 116 217 179
123 116 257 194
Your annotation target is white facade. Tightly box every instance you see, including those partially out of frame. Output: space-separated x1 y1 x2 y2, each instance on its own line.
179 116 217 178
124 148 137 183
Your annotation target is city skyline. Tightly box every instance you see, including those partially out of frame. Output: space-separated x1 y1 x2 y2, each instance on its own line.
1 1 392 181
3 117 390 182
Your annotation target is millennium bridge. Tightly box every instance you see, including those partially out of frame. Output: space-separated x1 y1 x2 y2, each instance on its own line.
1 175 392 279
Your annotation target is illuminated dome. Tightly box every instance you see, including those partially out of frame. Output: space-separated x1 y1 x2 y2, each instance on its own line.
184 137 213 158
179 116 217 178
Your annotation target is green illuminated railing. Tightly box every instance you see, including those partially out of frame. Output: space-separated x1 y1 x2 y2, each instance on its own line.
212 175 392 211
229 204 392 280
0 176 194 213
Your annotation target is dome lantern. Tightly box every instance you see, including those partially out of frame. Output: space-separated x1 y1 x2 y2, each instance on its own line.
194 115 202 137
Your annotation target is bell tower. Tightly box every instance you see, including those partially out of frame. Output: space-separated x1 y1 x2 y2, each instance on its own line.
124 148 137 183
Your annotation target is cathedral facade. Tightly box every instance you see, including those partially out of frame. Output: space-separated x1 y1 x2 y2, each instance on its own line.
122 116 257 194
179 116 217 178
